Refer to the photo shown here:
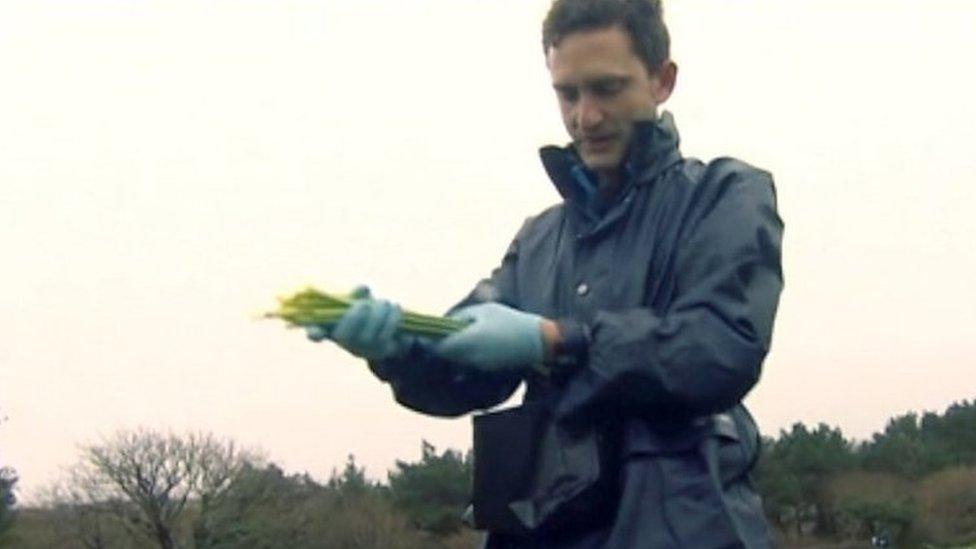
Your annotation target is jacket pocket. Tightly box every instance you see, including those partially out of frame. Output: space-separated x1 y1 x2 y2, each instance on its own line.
471 401 619 536
621 411 756 481
620 412 765 547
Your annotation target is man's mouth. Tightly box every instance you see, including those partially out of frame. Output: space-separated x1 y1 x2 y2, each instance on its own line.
582 135 616 152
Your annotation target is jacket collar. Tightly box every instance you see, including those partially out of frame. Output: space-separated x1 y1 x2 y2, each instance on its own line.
539 111 683 213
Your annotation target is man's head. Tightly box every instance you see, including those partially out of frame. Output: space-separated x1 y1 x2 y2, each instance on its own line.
543 0 677 177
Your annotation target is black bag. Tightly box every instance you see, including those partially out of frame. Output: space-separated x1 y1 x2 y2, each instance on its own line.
471 400 619 536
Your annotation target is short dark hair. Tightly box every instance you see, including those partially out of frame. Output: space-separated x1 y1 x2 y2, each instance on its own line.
542 0 670 75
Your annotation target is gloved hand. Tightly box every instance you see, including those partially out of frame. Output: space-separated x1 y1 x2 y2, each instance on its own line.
306 286 406 362
434 302 544 373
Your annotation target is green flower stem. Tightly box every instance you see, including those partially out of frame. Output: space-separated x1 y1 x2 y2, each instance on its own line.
266 287 468 339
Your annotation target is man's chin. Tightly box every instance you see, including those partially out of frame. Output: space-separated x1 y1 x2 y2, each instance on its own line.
580 153 623 173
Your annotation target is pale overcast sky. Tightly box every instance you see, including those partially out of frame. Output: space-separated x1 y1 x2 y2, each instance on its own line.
2 0 975 499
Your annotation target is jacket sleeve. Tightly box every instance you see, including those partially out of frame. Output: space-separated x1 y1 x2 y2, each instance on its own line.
555 165 784 424
365 222 532 417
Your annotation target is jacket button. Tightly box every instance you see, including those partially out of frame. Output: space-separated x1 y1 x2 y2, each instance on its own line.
576 282 589 296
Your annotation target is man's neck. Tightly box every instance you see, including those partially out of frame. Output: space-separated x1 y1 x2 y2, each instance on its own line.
595 170 623 202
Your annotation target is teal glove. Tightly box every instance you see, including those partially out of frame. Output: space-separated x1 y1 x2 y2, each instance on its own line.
434 302 544 373
306 286 406 362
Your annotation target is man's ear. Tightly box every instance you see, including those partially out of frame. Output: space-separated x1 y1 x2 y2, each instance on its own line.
652 60 678 104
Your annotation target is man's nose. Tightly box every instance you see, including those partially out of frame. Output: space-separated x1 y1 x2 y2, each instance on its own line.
575 95 605 131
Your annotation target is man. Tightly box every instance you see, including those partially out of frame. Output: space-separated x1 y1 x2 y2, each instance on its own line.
309 0 783 546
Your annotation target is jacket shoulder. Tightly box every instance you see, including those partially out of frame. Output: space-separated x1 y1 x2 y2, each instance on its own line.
515 202 565 240
704 157 774 194
676 156 777 212
680 156 773 188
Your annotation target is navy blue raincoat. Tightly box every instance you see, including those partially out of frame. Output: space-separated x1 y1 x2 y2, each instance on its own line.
370 112 783 548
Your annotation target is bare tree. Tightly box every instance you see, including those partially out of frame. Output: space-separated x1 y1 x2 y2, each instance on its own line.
55 429 261 549
40 475 130 549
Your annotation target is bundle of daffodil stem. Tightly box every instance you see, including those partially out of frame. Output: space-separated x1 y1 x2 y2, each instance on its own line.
265 287 468 338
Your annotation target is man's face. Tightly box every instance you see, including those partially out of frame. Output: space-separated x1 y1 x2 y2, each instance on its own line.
546 26 675 175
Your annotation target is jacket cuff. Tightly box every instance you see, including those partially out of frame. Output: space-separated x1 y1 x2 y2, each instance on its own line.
548 318 591 378
367 337 428 381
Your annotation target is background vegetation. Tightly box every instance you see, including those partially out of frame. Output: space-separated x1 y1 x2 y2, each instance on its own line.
2 400 975 548
759 400 976 547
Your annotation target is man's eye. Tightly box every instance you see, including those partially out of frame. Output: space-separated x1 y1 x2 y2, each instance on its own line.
557 88 579 103
592 80 626 97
